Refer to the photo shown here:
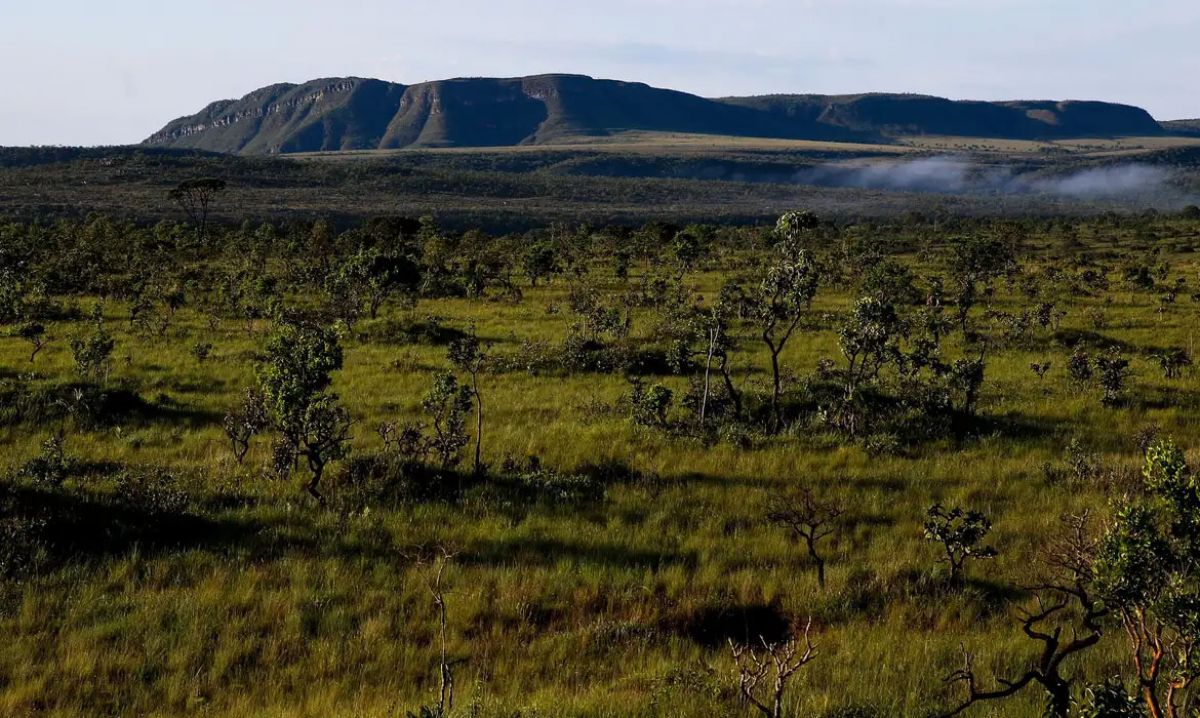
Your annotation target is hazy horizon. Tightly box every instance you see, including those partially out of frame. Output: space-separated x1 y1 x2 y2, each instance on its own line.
3 0 1199 146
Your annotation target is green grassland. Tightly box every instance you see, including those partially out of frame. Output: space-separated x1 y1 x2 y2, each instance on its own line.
4 212 1200 717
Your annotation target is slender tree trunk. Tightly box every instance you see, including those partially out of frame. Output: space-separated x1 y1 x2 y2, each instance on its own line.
806 540 826 589
472 372 483 476
769 346 783 433
700 327 718 426
438 594 452 713
305 460 325 504
720 360 743 419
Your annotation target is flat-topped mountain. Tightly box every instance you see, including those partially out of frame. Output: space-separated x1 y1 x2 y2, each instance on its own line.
144 74 1170 155
721 93 1165 140
1162 119 1200 138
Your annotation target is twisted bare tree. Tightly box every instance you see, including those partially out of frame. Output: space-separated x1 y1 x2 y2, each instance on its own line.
767 486 845 589
941 513 1106 718
728 618 818 718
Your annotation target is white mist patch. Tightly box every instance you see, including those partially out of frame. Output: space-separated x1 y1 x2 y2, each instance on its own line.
1029 165 1171 198
794 155 1180 201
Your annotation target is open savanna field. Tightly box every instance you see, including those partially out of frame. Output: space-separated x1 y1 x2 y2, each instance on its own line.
5 207 1200 718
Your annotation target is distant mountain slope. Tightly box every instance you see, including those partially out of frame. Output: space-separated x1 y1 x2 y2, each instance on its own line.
719 93 1164 140
145 78 409 154
1163 119 1200 138
145 76 1167 155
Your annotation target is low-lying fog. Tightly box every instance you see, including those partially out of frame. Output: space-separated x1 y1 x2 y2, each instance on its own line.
794 156 1190 202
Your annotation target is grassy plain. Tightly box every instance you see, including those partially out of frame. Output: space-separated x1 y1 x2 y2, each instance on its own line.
4 217 1200 717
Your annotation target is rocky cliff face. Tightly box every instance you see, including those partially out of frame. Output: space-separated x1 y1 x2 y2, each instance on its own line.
144 75 1168 155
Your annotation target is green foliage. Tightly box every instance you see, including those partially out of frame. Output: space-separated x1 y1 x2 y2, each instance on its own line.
257 322 350 498
16 320 47 360
222 387 269 464
1076 679 1141 718
1068 347 1093 384
922 504 997 584
421 372 474 470
861 259 922 305
0 268 26 324
1154 347 1192 379
629 377 674 427
7 208 1200 716
16 432 70 487
69 307 114 381
1096 438 1200 714
1095 350 1132 407
839 297 906 398
258 322 343 432
189 341 213 363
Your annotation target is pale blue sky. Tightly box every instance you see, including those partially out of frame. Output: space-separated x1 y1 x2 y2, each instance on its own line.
2 0 1199 145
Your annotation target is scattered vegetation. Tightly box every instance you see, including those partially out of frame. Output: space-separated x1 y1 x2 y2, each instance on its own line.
3 206 1200 717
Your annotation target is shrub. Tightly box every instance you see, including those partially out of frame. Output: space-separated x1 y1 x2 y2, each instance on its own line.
0 512 45 579
70 309 115 382
1067 348 1093 384
1095 349 1131 406
222 387 269 464
629 377 673 427
16 432 70 487
115 467 189 516
422 372 473 470
189 341 213 363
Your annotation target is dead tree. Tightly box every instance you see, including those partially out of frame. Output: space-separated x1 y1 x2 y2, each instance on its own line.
941 513 1106 718
728 618 818 718
767 486 845 589
412 546 461 717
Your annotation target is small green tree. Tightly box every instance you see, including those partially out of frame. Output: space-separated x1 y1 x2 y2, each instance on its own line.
422 372 473 471
1155 347 1192 380
753 213 821 432
258 322 350 502
923 504 997 585
522 242 558 286
448 329 489 476
1068 347 1093 384
628 377 673 428
16 321 47 362
838 297 906 402
948 236 1016 332
328 246 421 321
1095 438 1200 717
1095 350 1132 407
222 387 269 464
70 305 114 382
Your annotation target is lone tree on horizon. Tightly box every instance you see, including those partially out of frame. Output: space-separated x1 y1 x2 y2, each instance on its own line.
168 177 226 238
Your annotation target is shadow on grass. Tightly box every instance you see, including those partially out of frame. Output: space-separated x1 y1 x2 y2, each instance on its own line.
959 411 1070 445
0 381 221 430
666 600 792 648
1046 328 1145 353
813 567 1026 624
460 535 698 571
1125 386 1200 411
2 484 259 567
